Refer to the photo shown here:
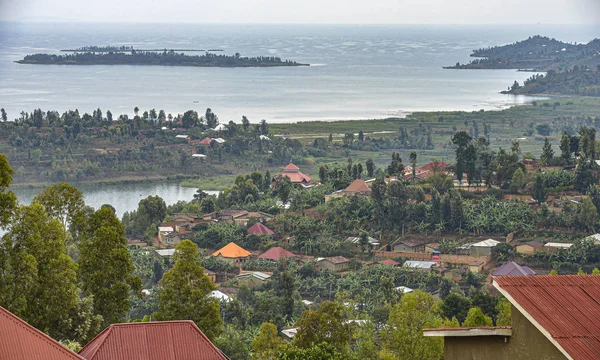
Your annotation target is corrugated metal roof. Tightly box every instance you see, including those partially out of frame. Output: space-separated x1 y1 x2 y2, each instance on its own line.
404 260 436 269
492 262 536 276
257 246 296 261
344 179 372 193
471 239 500 247
494 275 600 360
0 306 84 360
247 222 275 236
79 320 228 360
212 242 251 258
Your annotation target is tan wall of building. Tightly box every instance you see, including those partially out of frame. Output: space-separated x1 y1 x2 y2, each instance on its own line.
443 306 566 360
515 244 540 255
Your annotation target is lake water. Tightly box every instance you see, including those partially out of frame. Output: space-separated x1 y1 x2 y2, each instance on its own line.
1 23 598 123
13 183 218 218
2 23 599 213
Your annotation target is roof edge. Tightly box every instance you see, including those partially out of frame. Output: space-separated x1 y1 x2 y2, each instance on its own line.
492 279 574 360
423 327 512 337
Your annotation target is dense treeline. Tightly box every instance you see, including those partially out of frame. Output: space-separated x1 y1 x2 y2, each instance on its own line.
446 35 600 71
503 66 600 96
17 50 308 67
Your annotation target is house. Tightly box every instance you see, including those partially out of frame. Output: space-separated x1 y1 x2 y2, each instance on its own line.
346 236 380 249
0 305 84 360
212 242 252 265
586 233 600 245
276 163 312 184
281 328 298 340
209 290 232 303
198 136 212 145
492 262 535 276
325 179 372 202
424 275 600 360
515 241 545 255
378 259 400 267
204 269 217 283
469 260 486 273
544 242 573 253
163 232 182 247
259 135 271 141
236 271 272 288
158 226 174 243
202 210 274 226
395 286 414 294
79 320 228 360
213 137 226 144
247 222 275 236
403 260 437 270
210 124 228 132
192 154 207 159
469 239 500 257
175 134 190 141
155 249 176 258
258 246 297 261
317 256 350 272
393 238 428 253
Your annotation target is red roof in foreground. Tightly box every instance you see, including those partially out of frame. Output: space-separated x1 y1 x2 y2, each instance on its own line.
378 259 399 266
258 246 296 261
283 163 300 171
494 275 600 360
279 163 311 183
417 161 451 173
247 222 275 235
199 137 212 145
344 179 372 193
79 320 228 360
0 306 83 360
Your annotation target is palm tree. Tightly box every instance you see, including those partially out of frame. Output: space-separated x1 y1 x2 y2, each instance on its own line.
134 107 139 116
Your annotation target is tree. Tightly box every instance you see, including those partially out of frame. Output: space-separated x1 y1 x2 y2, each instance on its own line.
462 307 493 327
294 301 351 351
79 207 141 326
540 137 554 165
441 292 471 324
319 166 328 184
511 168 525 193
560 132 572 163
579 197 598 232
387 152 404 177
134 195 167 234
0 203 79 341
33 182 86 231
205 108 219 128
452 131 473 184
409 151 417 183
1 108 7 122
134 107 139 116
381 290 443 360
274 175 293 204
154 240 221 339
279 343 346 360
366 159 374 177
495 297 512 326
532 175 547 204
0 154 17 227
252 322 284 359
182 110 199 128
200 197 216 214
242 116 250 131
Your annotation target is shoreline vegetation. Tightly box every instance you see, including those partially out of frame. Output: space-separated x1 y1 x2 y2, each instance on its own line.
16 50 309 67
444 35 600 72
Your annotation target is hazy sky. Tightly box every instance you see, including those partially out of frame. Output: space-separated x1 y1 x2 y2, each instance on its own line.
1 0 599 24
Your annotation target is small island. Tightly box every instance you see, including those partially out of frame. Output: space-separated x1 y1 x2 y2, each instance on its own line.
445 35 600 71
60 45 224 52
16 49 309 68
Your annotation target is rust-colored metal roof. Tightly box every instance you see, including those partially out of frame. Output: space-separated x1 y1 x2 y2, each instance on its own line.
283 163 300 171
378 259 399 266
212 242 251 258
0 306 84 360
258 246 296 261
198 137 212 145
494 275 600 360
79 320 228 360
247 222 275 235
344 179 372 193
324 256 349 264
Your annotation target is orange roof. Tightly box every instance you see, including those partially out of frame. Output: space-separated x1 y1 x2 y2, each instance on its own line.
344 179 372 193
212 242 251 258
283 163 300 172
79 320 227 360
199 137 212 145
494 275 600 360
0 306 84 360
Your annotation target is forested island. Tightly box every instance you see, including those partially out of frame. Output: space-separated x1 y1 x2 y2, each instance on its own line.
60 45 224 52
16 50 308 67
445 35 600 71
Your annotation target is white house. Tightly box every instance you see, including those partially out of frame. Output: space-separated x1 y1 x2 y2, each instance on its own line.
403 261 437 270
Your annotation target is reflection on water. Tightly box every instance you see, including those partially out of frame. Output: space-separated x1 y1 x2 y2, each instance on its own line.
13 183 218 218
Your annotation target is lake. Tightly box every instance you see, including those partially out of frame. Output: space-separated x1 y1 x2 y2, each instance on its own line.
13 183 217 218
1 23 599 123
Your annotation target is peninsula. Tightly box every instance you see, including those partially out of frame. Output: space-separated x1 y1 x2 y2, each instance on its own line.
16 50 309 67
445 35 600 71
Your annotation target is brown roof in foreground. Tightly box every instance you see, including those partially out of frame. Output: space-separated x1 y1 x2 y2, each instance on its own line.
0 306 84 360
324 256 349 264
247 222 275 235
212 242 251 258
344 179 372 193
494 275 600 360
79 320 228 360
378 259 400 266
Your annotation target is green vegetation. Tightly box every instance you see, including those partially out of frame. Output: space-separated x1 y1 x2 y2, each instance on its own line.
446 35 600 71
16 51 308 67
502 67 600 96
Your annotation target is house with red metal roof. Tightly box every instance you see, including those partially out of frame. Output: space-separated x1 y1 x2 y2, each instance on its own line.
0 305 84 360
275 163 312 184
423 275 600 360
258 246 297 261
79 320 228 360
247 222 275 236
325 178 372 202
